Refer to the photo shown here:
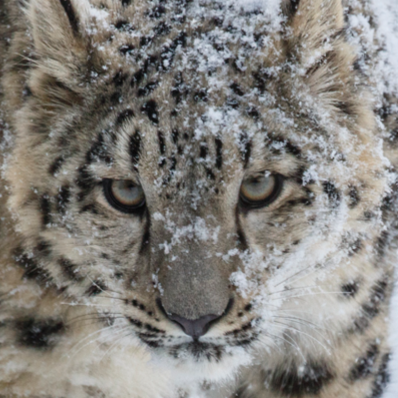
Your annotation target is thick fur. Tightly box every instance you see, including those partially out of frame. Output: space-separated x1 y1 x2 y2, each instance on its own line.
0 0 397 397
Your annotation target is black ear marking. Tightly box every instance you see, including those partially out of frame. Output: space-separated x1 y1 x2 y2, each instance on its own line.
59 0 79 35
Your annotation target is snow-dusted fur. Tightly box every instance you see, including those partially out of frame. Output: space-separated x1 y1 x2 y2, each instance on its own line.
0 0 397 397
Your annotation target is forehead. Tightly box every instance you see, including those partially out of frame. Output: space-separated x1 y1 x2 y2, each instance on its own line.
80 0 307 179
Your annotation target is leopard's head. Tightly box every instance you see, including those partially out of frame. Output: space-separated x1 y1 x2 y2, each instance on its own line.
5 0 389 381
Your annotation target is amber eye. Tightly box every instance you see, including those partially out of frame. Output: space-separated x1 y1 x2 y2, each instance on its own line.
103 179 146 213
240 173 283 208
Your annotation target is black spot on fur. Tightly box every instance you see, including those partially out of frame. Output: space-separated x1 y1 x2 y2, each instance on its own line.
226 97 239 109
171 128 179 144
322 181 341 208
349 343 379 381
128 317 143 328
239 133 251 168
252 69 271 93
16 317 64 349
129 130 141 166
154 22 171 35
376 231 389 257
194 90 208 102
149 5 166 18
80 203 99 214
348 238 362 256
140 36 152 47
171 73 189 104
131 69 144 87
113 71 129 87
138 81 159 97
49 156 65 175
266 136 301 158
141 100 159 124
36 240 52 258
348 185 360 208
75 166 97 202
59 0 79 35
114 20 134 32
40 195 52 226
230 83 244 96
215 137 222 169
121 0 132 6
341 281 359 298
58 257 82 281
158 131 166 158
199 144 208 159
119 44 135 56
159 32 187 72
13 248 50 284
87 281 107 296
86 133 112 165
270 360 333 396
246 106 259 119
352 278 389 333
370 353 391 397
116 109 135 126
56 185 70 214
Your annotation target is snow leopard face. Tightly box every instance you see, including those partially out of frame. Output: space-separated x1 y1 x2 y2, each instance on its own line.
4 0 390 369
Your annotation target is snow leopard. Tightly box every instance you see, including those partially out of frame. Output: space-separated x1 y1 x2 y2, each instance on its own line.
0 0 397 397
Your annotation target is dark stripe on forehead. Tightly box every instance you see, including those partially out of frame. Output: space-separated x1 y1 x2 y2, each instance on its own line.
172 128 179 144
200 143 208 159
129 130 142 167
239 133 251 168
215 137 223 169
158 131 166 155
40 194 51 227
57 185 70 214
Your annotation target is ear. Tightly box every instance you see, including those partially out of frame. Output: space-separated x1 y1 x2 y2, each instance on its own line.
26 0 91 100
282 0 361 116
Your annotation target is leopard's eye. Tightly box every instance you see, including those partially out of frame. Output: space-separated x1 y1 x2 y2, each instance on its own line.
239 173 283 208
103 179 146 213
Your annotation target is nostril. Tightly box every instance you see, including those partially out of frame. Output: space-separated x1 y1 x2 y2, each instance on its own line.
156 298 234 340
168 313 220 339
